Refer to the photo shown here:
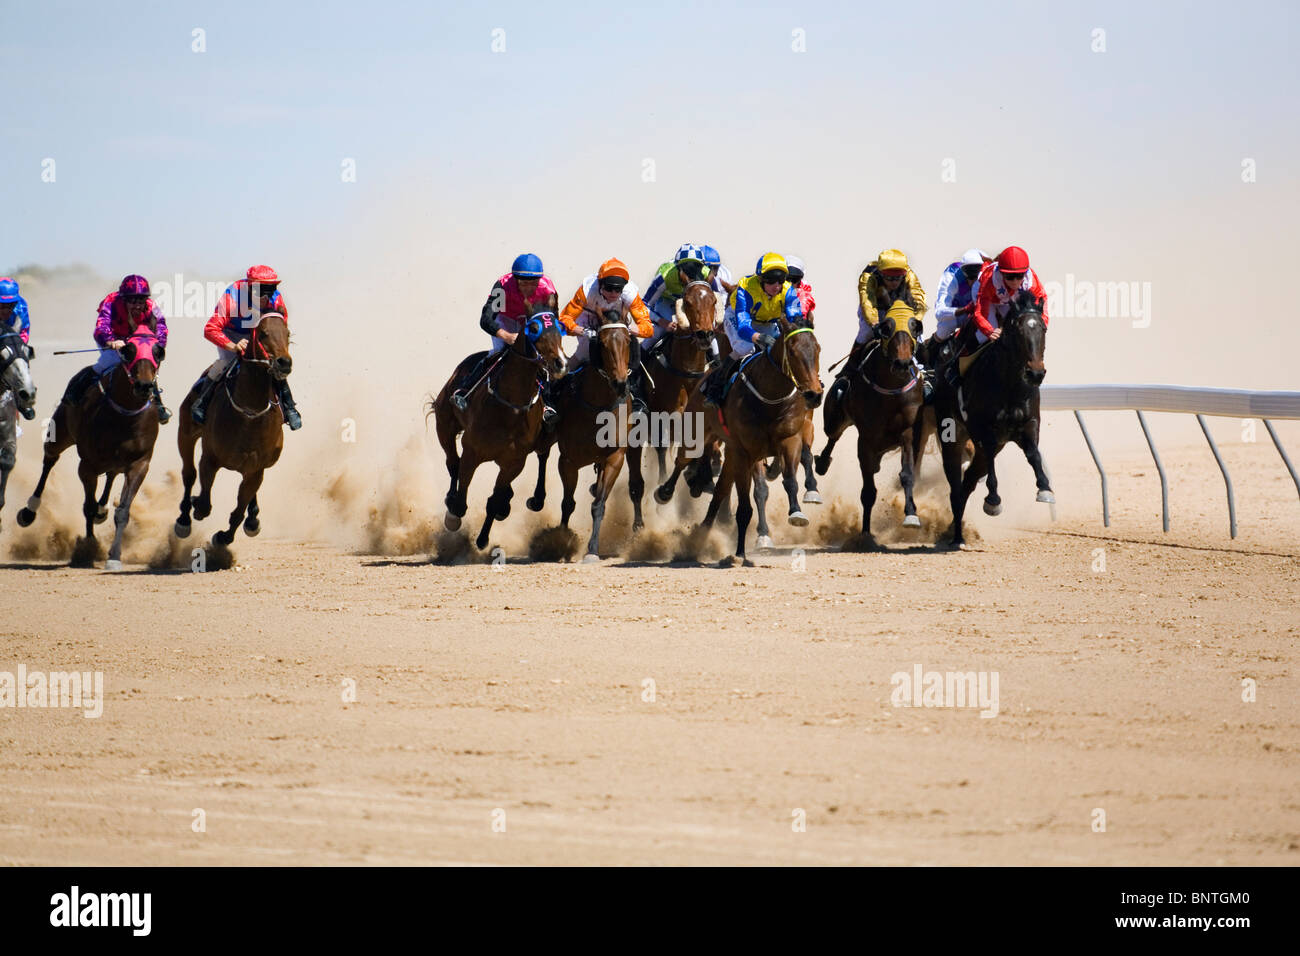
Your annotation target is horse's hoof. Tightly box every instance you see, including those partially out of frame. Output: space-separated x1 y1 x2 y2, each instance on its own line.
765 460 781 481
632 520 644 534
212 530 233 547
526 495 544 512
957 541 972 552
244 517 261 537
787 511 809 528
443 512 461 532
983 499 1002 517
174 520 191 539
802 490 823 505
582 552 601 564
192 503 211 520
814 455 831 476
94 507 108 525
1036 490 1056 504
654 486 672 505
105 559 122 572
756 535 775 550
15 508 35 528
903 514 922 528
723 554 747 568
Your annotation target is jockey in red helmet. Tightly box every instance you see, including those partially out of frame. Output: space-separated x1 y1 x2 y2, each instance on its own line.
190 265 300 429
59 274 172 421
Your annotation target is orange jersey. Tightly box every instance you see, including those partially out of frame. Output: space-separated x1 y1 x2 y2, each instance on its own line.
559 275 653 338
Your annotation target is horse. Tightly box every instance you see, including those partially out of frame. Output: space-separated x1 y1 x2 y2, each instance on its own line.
930 290 1053 548
814 313 925 543
657 316 822 561
16 325 163 569
626 281 720 531
432 310 566 551
0 331 37 533
526 310 633 561
174 312 291 547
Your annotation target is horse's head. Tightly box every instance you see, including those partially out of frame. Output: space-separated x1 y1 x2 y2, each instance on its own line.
521 306 566 378
0 332 36 417
248 312 292 380
776 315 823 408
594 308 631 400
1002 291 1048 385
119 324 164 398
878 305 923 372
676 281 719 350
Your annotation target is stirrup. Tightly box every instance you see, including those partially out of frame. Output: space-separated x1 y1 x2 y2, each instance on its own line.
451 391 469 412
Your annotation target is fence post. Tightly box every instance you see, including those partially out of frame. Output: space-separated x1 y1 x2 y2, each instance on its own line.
1073 410 1108 527
1135 410 1169 532
1262 419 1300 501
1196 414 1237 539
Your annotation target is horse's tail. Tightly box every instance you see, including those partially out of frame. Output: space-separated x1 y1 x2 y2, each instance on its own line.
423 393 438 426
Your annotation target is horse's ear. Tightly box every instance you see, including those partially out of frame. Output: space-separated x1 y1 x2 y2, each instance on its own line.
909 318 922 338
154 343 165 363
120 342 137 364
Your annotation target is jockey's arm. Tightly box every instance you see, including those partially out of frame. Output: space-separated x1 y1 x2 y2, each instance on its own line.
1027 271 1050 326
558 285 588 336
479 281 505 336
204 297 238 350
93 296 115 347
628 296 654 339
151 304 169 347
972 280 998 339
907 270 928 315
857 270 877 327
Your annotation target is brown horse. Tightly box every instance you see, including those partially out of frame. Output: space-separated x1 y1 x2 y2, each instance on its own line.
17 325 164 569
0 331 37 534
657 316 822 561
432 310 566 550
815 314 925 543
526 310 632 561
174 312 291 547
626 281 720 531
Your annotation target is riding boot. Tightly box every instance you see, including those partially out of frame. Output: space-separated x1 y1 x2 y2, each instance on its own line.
541 379 560 430
701 354 738 411
275 378 303 430
451 355 486 411
60 366 98 408
629 361 649 417
151 383 172 424
190 375 220 425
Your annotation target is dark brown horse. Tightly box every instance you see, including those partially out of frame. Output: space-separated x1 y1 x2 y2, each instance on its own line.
626 281 719 531
815 313 925 543
526 310 632 561
657 317 822 562
174 312 291 546
0 331 37 534
433 310 566 550
930 290 1053 548
17 326 164 569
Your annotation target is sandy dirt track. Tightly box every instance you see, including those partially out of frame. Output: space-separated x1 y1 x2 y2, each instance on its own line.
1 436 1297 866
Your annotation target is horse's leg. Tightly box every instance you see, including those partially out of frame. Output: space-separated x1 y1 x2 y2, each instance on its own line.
476 455 526 552
558 454 580 530
95 473 115 525
982 439 1004 516
782 439 808 528
654 443 689 504
526 433 553 512
76 460 99 544
436 406 461 502
952 445 990 548
244 494 261 536
16 407 73 527
732 454 755 562
1015 419 1055 502
815 390 853 475
586 450 625 561
445 445 483 533
687 437 720 498
174 415 201 537
214 468 263 547
106 458 150 571
626 444 645 533
701 453 735 529
857 434 883 546
753 459 773 548
900 421 920 528
655 445 667 484
192 449 218 521
801 412 821 503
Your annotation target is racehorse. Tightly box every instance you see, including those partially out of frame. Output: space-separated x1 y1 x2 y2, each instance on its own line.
174 312 291 547
657 316 822 561
16 325 163 569
626 281 719 531
930 289 1053 548
814 312 925 543
526 310 633 561
0 331 37 533
432 309 566 551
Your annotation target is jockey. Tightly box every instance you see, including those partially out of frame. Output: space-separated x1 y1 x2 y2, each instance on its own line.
917 248 989 373
452 253 559 412
701 253 803 410
59 274 171 421
191 265 300 429
968 244 1049 343
786 256 815 325
642 243 709 350
827 249 926 403
0 278 32 351
701 245 734 294
558 258 653 411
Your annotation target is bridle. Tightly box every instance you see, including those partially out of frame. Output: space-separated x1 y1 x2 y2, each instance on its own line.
738 325 817 405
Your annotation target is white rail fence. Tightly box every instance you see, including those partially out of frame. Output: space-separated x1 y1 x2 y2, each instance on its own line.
1039 385 1300 538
